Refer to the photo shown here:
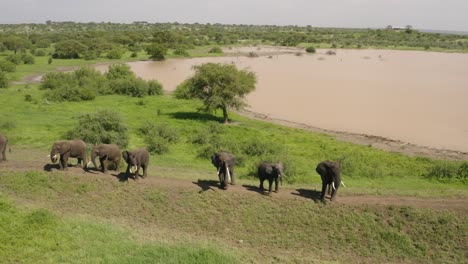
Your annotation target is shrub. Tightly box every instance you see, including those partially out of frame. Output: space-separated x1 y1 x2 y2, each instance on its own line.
208 47 223 54
40 72 77 90
0 60 16 72
145 43 167 60
426 162 458 181
147 80 164 95
24 94 33 102
82 50 99 60
108 77 148 97
173 47 190 57
145 136 170 155
106 64 135 80
44 86 96 102
457 162 468 182
0 70 8 88
22 54 35 64
65 110 129 148
6 54 22 65
173 80 191 99
247 52 259 57
139 123 179 155
34 49 47 56
106 48 124 59
305 46 316 53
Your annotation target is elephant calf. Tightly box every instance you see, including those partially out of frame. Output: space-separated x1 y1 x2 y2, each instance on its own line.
258 162 285 194
122 148 149 179
49 139 88 171
0 133 7 162
211 151 235 190
90 144 121 173
316 160 342 201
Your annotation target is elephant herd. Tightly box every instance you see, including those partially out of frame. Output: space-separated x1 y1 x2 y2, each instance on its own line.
47 139 149 180
211 150 345 201
0 132 345 201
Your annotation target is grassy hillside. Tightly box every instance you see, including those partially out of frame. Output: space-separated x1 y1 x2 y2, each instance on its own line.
0 171 466 263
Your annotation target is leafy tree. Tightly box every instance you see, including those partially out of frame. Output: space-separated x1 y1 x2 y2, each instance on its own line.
177 63 256 124
145 43 167 60
53 40 86 59
3 36 29 54
0 70 8 88
106 47 124 59
208 47 223 54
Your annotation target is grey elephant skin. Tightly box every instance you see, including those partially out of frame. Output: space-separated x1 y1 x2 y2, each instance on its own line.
0 133 7 162
49 139 88 170
258 162 285 194
211 151 236 190
122 148 149 179
91 144 121 173
316 160 341 201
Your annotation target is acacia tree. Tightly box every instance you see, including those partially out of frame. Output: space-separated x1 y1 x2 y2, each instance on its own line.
181 63 256 124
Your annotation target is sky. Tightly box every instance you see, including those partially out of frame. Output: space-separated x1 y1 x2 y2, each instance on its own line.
2 0 468 32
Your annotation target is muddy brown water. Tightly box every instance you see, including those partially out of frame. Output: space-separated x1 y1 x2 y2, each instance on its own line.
96 48 468 152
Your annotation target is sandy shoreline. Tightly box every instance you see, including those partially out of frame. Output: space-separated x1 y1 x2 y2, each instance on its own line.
237 109 468 161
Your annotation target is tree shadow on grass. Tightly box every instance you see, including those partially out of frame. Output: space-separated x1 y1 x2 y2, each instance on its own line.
170 112 222 123
291 188 323 203
193 179 220 193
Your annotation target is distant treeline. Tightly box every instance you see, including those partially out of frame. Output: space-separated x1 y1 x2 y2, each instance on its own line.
1 22 467 59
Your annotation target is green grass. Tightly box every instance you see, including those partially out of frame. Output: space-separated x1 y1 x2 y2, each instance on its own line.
0 194 238 263
0 171 466 263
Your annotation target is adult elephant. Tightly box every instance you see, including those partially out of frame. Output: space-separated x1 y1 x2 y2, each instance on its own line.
122 148 149 179
89 144 121 173
0 133 7 162
316 160 342 201
211 151 235 190
258 162 285 194
49 139 88 171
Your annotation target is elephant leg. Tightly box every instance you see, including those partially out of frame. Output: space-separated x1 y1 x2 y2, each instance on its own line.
142 164 147 178
229 168 235 185
259 178 265 190
62 153 70 170
274 177 279 193
115 159 121 172
320 182 327 200
58 156 64 170
330 183 339 201
77 158 82 168
125 165 131 179
268 178 273 194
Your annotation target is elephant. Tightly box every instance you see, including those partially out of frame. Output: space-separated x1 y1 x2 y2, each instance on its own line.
0 133 7 162
316 160 343 201
122 148 149 179
211 151 236 190
258 162 285 194
89 144 121 173
49 139 88 171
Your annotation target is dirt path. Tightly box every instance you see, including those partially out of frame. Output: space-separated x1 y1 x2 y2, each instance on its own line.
238 110 468 161
1 159 466 213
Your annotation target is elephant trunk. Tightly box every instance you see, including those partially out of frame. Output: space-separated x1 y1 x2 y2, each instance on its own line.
225 163 231 183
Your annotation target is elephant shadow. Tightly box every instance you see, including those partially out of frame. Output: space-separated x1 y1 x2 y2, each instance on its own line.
170 112 223 123
111 172 132 182
242 184 269 196
193 179 220 192
291 188 323 202
43 163 60 172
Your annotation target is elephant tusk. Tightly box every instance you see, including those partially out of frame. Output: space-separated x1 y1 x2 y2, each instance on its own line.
53 154 59 159
87 161 92 168
225 164 231 183
341 181 347 188
135 165 138 172
217 167 221 176
47 154 51 157
332 182 336 191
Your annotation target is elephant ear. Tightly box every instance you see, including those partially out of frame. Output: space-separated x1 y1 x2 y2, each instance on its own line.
265 166 273 174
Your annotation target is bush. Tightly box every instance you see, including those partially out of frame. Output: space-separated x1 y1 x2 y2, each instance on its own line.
145 136 170 155
34 49 47 56
0 70 8 88
208 47 223 54
24 94 33 102
6 54 22 65
145 43 167 61
40 72 77 90
173 47 190 57
173 80 191 99
106 64 135 80
44 86 96 102
147 80 164 95
139 123 179 155
0 60 16 72
106 48 124 59
426 162 459 181
247 52 259 57
22 54 35 64
65 110 129 148
305 46 316 53
108 77 148 97
457 162 468 182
